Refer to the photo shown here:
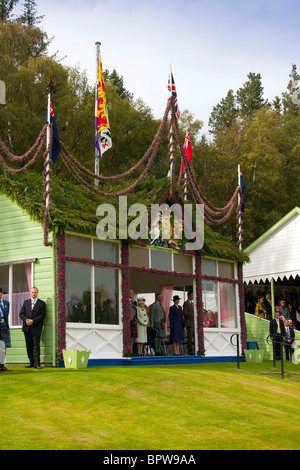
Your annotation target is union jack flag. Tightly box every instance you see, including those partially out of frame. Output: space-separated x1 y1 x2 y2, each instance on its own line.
168 72 180 119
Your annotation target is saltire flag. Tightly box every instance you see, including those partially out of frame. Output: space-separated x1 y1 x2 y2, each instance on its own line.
181 131 192 170
47 102 61 163
168 72 180 119
95 56 112 156
240 170 246 213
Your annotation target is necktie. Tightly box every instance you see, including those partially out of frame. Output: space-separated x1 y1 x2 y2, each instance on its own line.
0 301 4 317
277 319 281 334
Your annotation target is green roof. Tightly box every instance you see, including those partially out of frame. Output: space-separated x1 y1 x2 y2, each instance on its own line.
0 168 249 263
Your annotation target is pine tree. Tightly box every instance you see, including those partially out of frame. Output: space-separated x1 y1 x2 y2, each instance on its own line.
18 0 44 25
0 0 19 22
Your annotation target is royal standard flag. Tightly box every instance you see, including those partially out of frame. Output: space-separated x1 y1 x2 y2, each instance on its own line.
168 72 180 119
95 56 112 156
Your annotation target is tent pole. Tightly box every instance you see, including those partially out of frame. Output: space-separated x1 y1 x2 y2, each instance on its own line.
271 278 275 319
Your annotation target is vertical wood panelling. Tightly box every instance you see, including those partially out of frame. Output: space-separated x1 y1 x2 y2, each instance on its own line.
0 194 55 364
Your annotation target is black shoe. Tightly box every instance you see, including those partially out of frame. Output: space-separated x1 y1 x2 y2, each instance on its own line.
25 364 34 368
0 366 12 372
35 365 42 369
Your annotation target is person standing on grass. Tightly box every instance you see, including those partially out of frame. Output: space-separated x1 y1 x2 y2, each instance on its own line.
134 297 148 356
269 309 286 360
170 295 184 356
0 287 11 372
19 287 46 369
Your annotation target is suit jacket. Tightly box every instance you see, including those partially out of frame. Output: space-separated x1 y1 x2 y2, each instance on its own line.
269 318 286 338
183 300 194 328
19 298 46 333
0 299 10 328
150 301 166 326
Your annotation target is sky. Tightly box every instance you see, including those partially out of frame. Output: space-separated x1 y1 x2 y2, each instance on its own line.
15 0 300 137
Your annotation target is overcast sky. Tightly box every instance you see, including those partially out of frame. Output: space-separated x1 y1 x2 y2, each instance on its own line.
16 0 300 136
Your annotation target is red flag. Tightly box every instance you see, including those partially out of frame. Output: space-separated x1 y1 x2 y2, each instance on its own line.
181 131 192 170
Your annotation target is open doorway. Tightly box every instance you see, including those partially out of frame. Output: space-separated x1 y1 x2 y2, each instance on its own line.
129 270 195 355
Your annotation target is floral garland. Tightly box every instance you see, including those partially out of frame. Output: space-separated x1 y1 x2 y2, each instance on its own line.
121 241 131 356
56 232 66 357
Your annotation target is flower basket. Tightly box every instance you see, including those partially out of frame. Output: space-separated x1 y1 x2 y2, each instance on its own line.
62 350 91 369
244 349 264 363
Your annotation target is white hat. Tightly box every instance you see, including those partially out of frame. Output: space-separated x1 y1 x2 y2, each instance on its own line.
137 297 146 304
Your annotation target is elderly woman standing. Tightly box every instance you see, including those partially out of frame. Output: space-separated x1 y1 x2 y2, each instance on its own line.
170 295 184 355
134 297 148 356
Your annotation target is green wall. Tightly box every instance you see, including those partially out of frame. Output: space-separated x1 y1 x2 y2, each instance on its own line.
0 194 56 365
245 313 300 360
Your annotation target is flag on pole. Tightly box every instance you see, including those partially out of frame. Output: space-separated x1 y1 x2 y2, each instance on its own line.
168 72 180 119
95 56 112 156
240 170 246 213
181 131 192 170
47 102 61 163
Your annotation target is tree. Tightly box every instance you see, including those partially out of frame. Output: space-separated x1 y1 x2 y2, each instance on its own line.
209 89 238 135
282 64 300 116
236 72 267 118
0 0 19 22
18 0 44 25
104 68 133 103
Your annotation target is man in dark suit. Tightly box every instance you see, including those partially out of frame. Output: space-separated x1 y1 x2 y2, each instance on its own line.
183 291 195 355
0 287 11 372
19 287 46 369
284 319 295 360
269 309 286 360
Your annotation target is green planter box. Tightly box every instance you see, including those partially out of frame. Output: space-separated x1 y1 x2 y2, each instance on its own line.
244 349 264 363
63 350 91 369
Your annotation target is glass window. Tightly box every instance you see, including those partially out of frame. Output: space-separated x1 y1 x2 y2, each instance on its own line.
174 253 193 274
219 282 237 328
94 239 119 264
65 263 91 323
65 234 91 259
129 246 149 268
0 265 9 294
95 267 119 325
13 263 30 293
202 258 217 277
218 261 234 279
151 249 172 271
202 280 218 328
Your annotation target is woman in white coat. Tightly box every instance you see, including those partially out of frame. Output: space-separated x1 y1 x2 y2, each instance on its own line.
134 297 148 356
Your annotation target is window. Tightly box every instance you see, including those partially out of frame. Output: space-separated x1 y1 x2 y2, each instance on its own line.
202 280 218 328
202 258 237 330
0 262 32 327
94 239 119 264
95 267 119 325
151 250 172 271
64 235 120 325
65 263 91 323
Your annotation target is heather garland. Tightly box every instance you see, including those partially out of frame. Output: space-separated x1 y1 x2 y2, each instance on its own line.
56 232 66 356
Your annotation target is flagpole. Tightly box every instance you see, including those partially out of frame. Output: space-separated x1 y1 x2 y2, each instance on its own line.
46 93 51 208
238 164 242 251
184 127 188 202
95 41 101 187
169 63 174 194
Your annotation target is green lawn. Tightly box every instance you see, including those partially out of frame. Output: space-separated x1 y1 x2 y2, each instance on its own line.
1 361 300 450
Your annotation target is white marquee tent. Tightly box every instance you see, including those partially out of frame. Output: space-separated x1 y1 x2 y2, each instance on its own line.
244 207 300 314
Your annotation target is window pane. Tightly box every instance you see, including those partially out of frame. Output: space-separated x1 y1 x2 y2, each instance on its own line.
202 280 218 327
95 267 119 325
151 250 172 271
12 264 31 327
13 263 30 293
129 246 149 268
65 234 91 259
220 283 237 328
174 253 193 274
202 258 217 277
65 263 91 323
218 261 234 279
94 239 119 264
0 265 9 294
